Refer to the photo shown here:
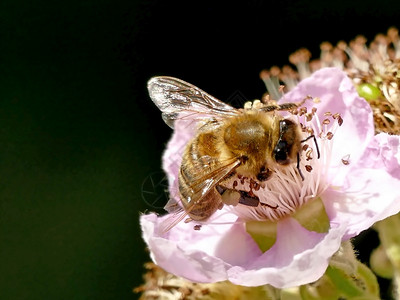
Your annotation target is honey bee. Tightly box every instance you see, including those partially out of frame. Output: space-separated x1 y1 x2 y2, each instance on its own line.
148 76 317 231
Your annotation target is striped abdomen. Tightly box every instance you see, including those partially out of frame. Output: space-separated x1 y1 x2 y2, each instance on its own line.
178 130 223 221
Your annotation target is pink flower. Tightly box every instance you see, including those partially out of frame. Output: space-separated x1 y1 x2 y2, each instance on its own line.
140 68 400 288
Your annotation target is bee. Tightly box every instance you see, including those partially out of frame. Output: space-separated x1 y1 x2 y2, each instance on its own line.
148 76 317 231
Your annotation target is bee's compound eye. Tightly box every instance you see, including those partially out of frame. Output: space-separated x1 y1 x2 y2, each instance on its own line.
280 120 289 129
274 141 289 164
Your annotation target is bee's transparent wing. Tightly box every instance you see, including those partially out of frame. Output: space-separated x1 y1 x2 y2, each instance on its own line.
159 156 241 233
183 156 241 202
147 76 239 128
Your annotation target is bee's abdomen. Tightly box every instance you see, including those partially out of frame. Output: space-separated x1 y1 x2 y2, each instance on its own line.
178 131 222 220
179 177 221 220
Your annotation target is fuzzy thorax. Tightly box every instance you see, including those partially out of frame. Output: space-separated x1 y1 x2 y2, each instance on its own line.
220 111 281 177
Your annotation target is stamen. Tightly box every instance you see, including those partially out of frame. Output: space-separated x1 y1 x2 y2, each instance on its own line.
260 69 282 101
299 107 307 116
289 48 312 79
312 107 318 114
278 27 400 134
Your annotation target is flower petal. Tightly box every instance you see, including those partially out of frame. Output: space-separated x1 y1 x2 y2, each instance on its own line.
142 213 349 288
323 134 400 240
162 119 194 184
141 213 229 282
161 119 196 210
140 211 262 283
227 217 347 287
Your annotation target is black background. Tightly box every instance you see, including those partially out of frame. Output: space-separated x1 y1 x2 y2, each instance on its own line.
0 1 398 299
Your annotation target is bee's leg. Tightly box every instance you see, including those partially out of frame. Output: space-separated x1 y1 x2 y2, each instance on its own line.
238 190 259 206
238 191 278 209
216 185 241 206
216 186 278 209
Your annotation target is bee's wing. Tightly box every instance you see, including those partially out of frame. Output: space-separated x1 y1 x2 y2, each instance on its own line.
159 156 242 234
184 156 241 199
147 76 239 128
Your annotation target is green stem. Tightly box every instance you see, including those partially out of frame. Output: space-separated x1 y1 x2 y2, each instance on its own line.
325 265 363 297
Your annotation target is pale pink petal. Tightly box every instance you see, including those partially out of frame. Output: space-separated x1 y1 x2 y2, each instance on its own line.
356 133 400 177
141 211 262 283
141 213 229 282
227 218 347 287
161 119 196 208
323 134 400 240
141 213 350 288
162 119 194 184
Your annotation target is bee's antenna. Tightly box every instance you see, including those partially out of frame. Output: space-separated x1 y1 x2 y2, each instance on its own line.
297 134 320 181
301 135 320 159
296 152 305 181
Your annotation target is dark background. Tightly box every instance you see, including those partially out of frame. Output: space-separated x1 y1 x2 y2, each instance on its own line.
0 1 398 299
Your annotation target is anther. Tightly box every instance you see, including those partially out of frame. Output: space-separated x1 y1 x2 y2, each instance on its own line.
342 154 350 165
299 107 307 116
306 148 313 160
337 115 343 126
313 97 321 103
301 134 321 159
193 224 202 230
